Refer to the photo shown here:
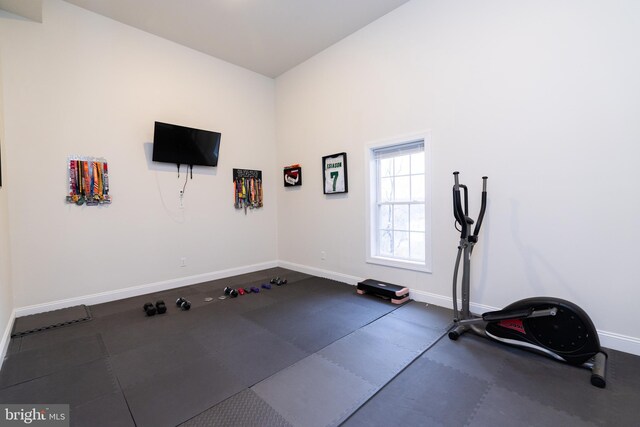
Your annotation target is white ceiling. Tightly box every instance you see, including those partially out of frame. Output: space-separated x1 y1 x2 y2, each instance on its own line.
61 0 410 78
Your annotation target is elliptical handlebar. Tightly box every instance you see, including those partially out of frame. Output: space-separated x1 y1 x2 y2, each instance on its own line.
472 176 488 238
452 172 488 241
452 172 469 238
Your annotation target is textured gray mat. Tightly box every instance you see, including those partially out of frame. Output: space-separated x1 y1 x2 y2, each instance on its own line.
180 389 292 427
12 305 92 337
253 354 377 427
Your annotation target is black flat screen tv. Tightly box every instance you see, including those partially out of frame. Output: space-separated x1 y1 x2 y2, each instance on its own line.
152 121 221 167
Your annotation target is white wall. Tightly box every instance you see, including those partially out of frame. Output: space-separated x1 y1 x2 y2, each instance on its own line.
0 0 278 308
0 47 16 361
276 0 640 352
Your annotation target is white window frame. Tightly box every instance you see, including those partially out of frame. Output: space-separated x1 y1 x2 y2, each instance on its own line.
365 132 432 273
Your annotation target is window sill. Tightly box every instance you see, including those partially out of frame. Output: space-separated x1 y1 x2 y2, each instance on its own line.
366 256 431 273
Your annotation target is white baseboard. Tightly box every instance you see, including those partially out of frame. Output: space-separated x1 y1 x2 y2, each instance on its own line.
598 330 640 356
277 260 364 285
0 309 16 370
14 260 278 317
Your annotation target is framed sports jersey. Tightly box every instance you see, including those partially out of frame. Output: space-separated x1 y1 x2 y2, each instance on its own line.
322 152 348 194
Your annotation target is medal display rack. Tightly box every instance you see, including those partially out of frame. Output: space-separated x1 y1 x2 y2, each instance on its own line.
233 168 263 214
66 156 112 206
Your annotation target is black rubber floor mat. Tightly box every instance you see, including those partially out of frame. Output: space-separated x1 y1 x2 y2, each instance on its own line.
11 305 92 337
0 334 107 389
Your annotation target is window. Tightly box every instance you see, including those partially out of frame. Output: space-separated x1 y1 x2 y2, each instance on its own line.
367 135 431 272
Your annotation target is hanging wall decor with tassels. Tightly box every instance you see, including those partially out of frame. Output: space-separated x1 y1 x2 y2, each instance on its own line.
233 168 263 214
66 156 112 206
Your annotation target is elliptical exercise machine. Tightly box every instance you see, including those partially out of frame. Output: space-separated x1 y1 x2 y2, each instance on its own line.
449 171 607 388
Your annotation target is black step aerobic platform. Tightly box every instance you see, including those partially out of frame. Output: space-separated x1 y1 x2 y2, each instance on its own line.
356 279 409 304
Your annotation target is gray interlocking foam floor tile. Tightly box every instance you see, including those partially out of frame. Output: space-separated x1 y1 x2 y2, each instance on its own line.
492 345 613 425
343 357 490 427
359 315 445 353
18 317 99 353
122 354 246 427
606 349 640 425
468 384 600 427
318 329 418 387
12 305 91 337
200 326 309 388
99 304 218 356
0 358 119 408
426 333 510 382
180 389 292 427
71 391 135 427
389 301 453 329
0 334 107 388
242 299 381 354
110 331 212 389
6 337 21 355
252 353 377 427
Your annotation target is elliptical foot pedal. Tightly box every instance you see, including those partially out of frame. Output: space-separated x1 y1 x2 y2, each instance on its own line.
357 279 409 304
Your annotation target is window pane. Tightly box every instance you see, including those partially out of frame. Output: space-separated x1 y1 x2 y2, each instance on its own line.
379 230 393 256
394 231 410 258
380 158 393 178
394 176 410 201
393 204 409 231
411 174 424 201
411 152 425 174
380 177 393 202
410 204 425 232
394 155 410 176
378 205 392 230
410 232 425 261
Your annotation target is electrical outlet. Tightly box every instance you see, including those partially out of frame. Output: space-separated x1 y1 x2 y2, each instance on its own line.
180 257 187 267
321 251 326 260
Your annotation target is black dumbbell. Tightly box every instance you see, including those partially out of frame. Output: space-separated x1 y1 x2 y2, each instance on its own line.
176 297 191 311
156 300 167 314
270 277 279 284
224 287 239 298
143 302 157 316
276 278 288 286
